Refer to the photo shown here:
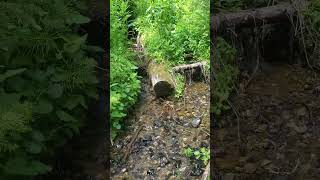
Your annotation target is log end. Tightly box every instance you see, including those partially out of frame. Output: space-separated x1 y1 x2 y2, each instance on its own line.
153 81 174 97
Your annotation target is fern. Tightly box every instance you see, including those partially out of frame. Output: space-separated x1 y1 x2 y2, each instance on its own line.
0 93 32 153
0 0 98 178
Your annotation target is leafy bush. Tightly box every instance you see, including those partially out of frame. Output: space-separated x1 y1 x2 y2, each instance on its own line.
134 0 210 67
0 0 99 178
302 0 320 66
212 37 239 116
110 0 141 139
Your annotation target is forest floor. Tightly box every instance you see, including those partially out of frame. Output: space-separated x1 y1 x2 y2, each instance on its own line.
110 74 210 179
212 60 320 180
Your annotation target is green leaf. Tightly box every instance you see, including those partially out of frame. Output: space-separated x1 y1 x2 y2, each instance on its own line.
26 141 42 154
66 14 90 24
84 45 105 53
47 84 63 98
56 110 76 122
63 95 87 110
34 99 53 114
0 68 27 82
32 131 45 142
4 157 51 176
63 34 87 54
194 150 201 159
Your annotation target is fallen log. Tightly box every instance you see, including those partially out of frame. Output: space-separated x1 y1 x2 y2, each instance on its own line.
148 62 175 97
211 3 296 34
172 61 207 73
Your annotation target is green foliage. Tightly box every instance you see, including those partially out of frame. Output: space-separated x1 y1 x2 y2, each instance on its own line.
111 0 141 139
183 147 210 165
212 37 239 116
0 0 98 178
174 74 185 98
303 0 320 66
134 0 210 67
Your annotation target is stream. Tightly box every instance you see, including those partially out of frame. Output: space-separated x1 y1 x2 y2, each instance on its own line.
111 75 210 179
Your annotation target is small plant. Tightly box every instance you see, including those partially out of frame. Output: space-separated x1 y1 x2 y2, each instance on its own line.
183 147 210 165
212 37 239 116
174 74 185 99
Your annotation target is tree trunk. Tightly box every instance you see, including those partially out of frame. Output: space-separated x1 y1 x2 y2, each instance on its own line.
211 3 296 34
148 62 175 97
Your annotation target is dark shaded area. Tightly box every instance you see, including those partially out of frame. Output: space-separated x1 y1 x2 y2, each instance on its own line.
211 3 320 180
38 1 109 179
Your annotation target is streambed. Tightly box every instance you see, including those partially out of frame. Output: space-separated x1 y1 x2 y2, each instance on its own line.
212 61 320 180
111 75 210 179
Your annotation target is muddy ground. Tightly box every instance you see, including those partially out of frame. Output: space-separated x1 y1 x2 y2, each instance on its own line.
212 61 320 180
111 75 210 179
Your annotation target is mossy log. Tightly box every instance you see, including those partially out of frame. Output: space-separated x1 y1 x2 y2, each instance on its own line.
148 62 175 97
211 3 296 34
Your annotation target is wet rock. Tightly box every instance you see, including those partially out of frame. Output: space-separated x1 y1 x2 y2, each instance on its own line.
190 162 203 176
115 142 123 149
121 168 127 173
245 109 253 117
296 107 307 116
223 173 235 180
191 117 201 128
287 121 307 133
159 154 169 167
147 168 156 176
154 119 162 128
183 120 190 127
260 159 272 167
244 163 257 173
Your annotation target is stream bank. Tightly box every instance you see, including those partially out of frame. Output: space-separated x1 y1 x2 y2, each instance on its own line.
212 61 320 180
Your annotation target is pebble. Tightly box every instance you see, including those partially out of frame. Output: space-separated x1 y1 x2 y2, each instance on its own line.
154 119 162 128
191 117 201 128
159 156 169 167
147 169 155 175
121 168 127 173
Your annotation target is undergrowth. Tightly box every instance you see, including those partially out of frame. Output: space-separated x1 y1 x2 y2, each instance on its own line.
133 0 210 68
133 0 210 98
302 0 320 68
183 146 210 165
212 37 239 118
110 0 140 139
0 0 99 178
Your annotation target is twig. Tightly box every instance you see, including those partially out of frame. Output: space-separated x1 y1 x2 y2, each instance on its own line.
226 99 241 145
201 161 210 180
123 126 143 161
244 28 261 90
